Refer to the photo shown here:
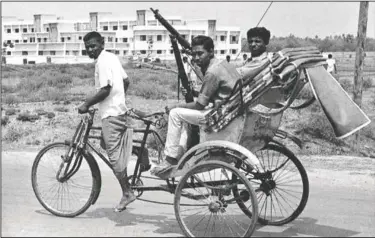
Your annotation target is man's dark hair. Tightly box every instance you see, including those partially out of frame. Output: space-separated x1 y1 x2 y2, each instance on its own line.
83 31 104 43
247 27 271 45
191 35 214 52
243 54 248 58
328 54 332 58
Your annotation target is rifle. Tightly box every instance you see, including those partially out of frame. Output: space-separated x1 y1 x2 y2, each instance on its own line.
150 8 194 103
151 8 200 145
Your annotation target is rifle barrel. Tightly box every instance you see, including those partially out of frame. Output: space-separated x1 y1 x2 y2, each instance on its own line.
150 8 191 51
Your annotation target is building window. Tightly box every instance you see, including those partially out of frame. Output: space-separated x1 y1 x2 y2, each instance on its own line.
61 37 65 42
79 36 82 40
231 36 236 42
123 50 127 55
115 38 118 43
7 51 11 55
73 51 79 56
231 49 237 54
67 37 71 41
170 50 174 54
23 39 27 43
46 28 49 32
7 29 11 33
103 26 108 31
23 28 27 33
31 28 34 32
115 50 119 55
113 26 118 30
65 51 70 55
44 38 47 42
157 35 162 41
50 51 56 55
15 28 19 33
122 25 128 30
108 37 113 42
220 50 225 54
122 38 128 43
140 35 146 41
22 51 28 55
38 51 43 56
140 50 146 54
82 50 87 55
157 50 162 54
15 40 20 43
220 35 225 41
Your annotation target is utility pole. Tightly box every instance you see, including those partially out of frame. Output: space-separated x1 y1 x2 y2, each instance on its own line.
353 1 369 108
353 1 369 141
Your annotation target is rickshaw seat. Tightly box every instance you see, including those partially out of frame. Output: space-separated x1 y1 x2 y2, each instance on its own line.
203 46 327 134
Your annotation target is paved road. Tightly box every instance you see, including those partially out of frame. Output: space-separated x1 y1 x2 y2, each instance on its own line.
1 151 375 237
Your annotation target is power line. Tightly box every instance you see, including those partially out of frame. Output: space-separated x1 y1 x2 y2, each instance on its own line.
256 2 273 27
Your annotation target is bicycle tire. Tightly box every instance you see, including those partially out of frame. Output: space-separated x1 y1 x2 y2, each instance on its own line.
31 142 99 217
174 160 258 237
236 143 309 225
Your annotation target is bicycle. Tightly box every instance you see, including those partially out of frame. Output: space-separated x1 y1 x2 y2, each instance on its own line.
31 108 260 237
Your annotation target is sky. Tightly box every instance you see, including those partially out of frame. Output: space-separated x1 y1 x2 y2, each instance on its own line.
2 1 375 38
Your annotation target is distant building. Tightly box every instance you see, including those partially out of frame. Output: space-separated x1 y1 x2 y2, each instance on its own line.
1 9 242 64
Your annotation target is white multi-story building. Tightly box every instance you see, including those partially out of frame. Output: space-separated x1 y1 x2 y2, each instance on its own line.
1 9 242 64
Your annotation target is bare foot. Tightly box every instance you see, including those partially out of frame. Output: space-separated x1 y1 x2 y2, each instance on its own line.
114 193 136 212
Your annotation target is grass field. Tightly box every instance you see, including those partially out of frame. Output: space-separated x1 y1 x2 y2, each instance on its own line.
1 55 375 158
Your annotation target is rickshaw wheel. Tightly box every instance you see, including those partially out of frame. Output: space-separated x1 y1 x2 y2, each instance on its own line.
236 142 309 226
174 161 258 237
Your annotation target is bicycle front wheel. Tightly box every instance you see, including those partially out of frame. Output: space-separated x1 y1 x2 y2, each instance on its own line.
174 161 258 237
31 142 98 217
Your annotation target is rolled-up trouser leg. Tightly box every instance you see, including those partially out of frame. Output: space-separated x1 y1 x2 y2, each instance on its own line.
164 108 208 159
101 114 133 179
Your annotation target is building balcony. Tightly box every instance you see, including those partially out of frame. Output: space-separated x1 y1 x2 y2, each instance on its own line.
38 43 65 50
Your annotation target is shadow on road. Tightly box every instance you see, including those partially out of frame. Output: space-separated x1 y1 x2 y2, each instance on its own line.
253 217 360 237
85 207 183 236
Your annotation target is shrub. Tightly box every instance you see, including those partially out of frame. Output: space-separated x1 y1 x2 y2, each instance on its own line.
340 78 353 93
34 109 48 116
363 77 373 90
132 80 170 99
3 94 20 105
2 85 17 93
16 112 40 122
1 116 9 126
3 125 32 142
5 108 18 116
46 112 56 119
54 106 69 112
38 87 68 101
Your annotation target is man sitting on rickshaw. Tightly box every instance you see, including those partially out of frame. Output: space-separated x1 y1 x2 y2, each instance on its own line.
236 27 272 81
151 35 240 178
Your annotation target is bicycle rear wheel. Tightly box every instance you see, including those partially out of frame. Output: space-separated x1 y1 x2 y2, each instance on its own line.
237 143 309 225
31 142 98 217
174 161 258 237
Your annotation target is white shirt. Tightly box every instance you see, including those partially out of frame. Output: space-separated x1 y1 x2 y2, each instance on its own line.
95 50 128 119
326 58 336 73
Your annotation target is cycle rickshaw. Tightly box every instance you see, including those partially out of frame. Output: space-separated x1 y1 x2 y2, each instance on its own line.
30 45 352 237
